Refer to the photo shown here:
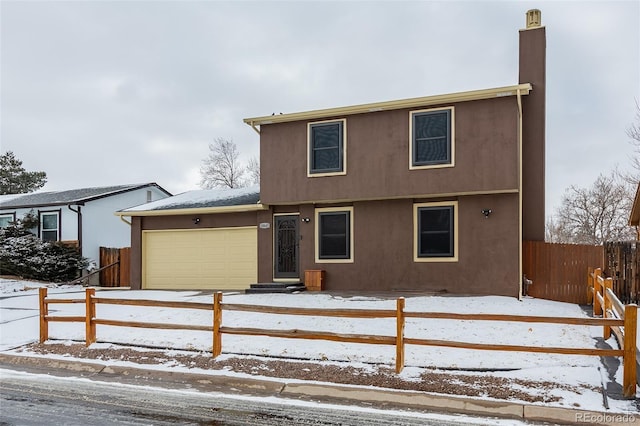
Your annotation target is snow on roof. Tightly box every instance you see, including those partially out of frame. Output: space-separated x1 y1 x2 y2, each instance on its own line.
0 193 26 204
123 185 260 212
0 184 169 209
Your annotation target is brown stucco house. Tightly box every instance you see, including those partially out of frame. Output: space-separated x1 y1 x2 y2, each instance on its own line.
119 10 546 297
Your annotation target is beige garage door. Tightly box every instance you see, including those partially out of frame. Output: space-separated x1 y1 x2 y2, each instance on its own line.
142 226 257 290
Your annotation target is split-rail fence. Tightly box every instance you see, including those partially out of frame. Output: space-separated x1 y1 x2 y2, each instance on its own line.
588 267 638 397
38 286 638 398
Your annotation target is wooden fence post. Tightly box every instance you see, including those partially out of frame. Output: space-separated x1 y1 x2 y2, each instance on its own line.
593 268 602 316
396 297 405 374
85 288 96 346
587 267 594 304
213 292 222 357
603 278 613 340
39 287 48 343
623 304 637 398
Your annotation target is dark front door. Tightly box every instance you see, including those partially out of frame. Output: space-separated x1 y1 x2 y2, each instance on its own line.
274 215 299 279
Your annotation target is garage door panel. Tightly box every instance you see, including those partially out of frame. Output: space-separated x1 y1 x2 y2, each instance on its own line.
143 227 257 290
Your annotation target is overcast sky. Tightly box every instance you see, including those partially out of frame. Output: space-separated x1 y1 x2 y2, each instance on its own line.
1 0 638 216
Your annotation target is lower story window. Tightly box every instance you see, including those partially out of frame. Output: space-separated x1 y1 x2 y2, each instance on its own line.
414 201 458 262
0 214 14 228
40 212 60 242
315 207 353 263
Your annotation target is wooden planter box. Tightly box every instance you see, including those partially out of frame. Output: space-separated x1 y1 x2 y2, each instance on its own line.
304 270 325 291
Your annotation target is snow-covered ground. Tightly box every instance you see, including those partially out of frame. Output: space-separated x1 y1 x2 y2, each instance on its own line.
0 277 637 414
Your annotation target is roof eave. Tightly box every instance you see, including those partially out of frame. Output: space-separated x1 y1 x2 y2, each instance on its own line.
76 183 172 204
0 183 171 210
243 83 532 128
116 203 268 217
0 201 86 209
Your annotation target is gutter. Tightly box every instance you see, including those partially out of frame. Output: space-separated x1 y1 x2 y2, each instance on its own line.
115 203 269 218
67 204 83 257
243 84 532 129
517 88 524 301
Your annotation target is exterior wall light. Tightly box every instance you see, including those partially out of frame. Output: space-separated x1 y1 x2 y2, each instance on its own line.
481 209 492 218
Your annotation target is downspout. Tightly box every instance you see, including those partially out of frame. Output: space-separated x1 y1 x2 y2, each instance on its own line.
119 215 132 226
517 88 524 301
67 204 82 257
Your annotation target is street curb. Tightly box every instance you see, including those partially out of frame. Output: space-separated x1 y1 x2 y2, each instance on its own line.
282 382 524 417
281 382 637 426
0 352 635 425
0 353 284 396
100 364 285 395
0 352 105 374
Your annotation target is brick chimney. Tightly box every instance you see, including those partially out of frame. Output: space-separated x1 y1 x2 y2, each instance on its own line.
519 9 546 242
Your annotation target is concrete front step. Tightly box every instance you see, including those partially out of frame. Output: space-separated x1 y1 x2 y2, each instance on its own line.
245 282 307 294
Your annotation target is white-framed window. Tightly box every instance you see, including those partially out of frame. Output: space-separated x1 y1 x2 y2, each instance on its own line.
308 119 347 177
39 211 60 242
0 213 15 229
409 107 455 169
315 206 354 263
414 201 458 262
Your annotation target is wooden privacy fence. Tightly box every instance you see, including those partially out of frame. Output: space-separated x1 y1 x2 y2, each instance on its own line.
39 288 638 398
99 247 130 287
589 267 638 397
604 241 640 304
523 241 603 304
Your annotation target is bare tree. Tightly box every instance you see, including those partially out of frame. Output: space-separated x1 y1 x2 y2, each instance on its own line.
620 102 640 185
199 138 246 189
246 156 260 186
545 215 571 243
551 172 635 245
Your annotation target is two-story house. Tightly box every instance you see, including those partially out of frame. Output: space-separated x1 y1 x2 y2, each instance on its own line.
121 10 545 297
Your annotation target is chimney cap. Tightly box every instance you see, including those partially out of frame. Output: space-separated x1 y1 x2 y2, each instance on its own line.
526 9 542 29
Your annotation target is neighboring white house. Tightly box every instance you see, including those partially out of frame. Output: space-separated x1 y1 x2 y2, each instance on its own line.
0 183 171 264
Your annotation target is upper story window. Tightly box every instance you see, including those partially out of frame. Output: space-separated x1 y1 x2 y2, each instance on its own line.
0 214 15 228
315 206 353 263
414 201 458 262
410 107 454 169
40 211 60 242
308 119 346 177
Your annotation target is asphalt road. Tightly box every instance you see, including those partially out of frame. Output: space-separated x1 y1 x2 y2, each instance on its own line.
0 369 519 426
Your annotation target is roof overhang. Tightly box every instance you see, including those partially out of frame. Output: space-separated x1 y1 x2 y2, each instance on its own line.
629 183 640 226
116 203 268 217
0 201 86 209
243 83 532 132
0 183 171 210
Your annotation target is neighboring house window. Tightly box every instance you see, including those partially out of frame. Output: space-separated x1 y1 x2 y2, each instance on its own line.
414 201 458 262
308 119 346 176
0 214 15 228
40 212 60 242
410 107 454 169
315 207 353 263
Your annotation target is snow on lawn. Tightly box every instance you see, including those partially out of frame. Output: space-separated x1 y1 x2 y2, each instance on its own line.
0 277 637 413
